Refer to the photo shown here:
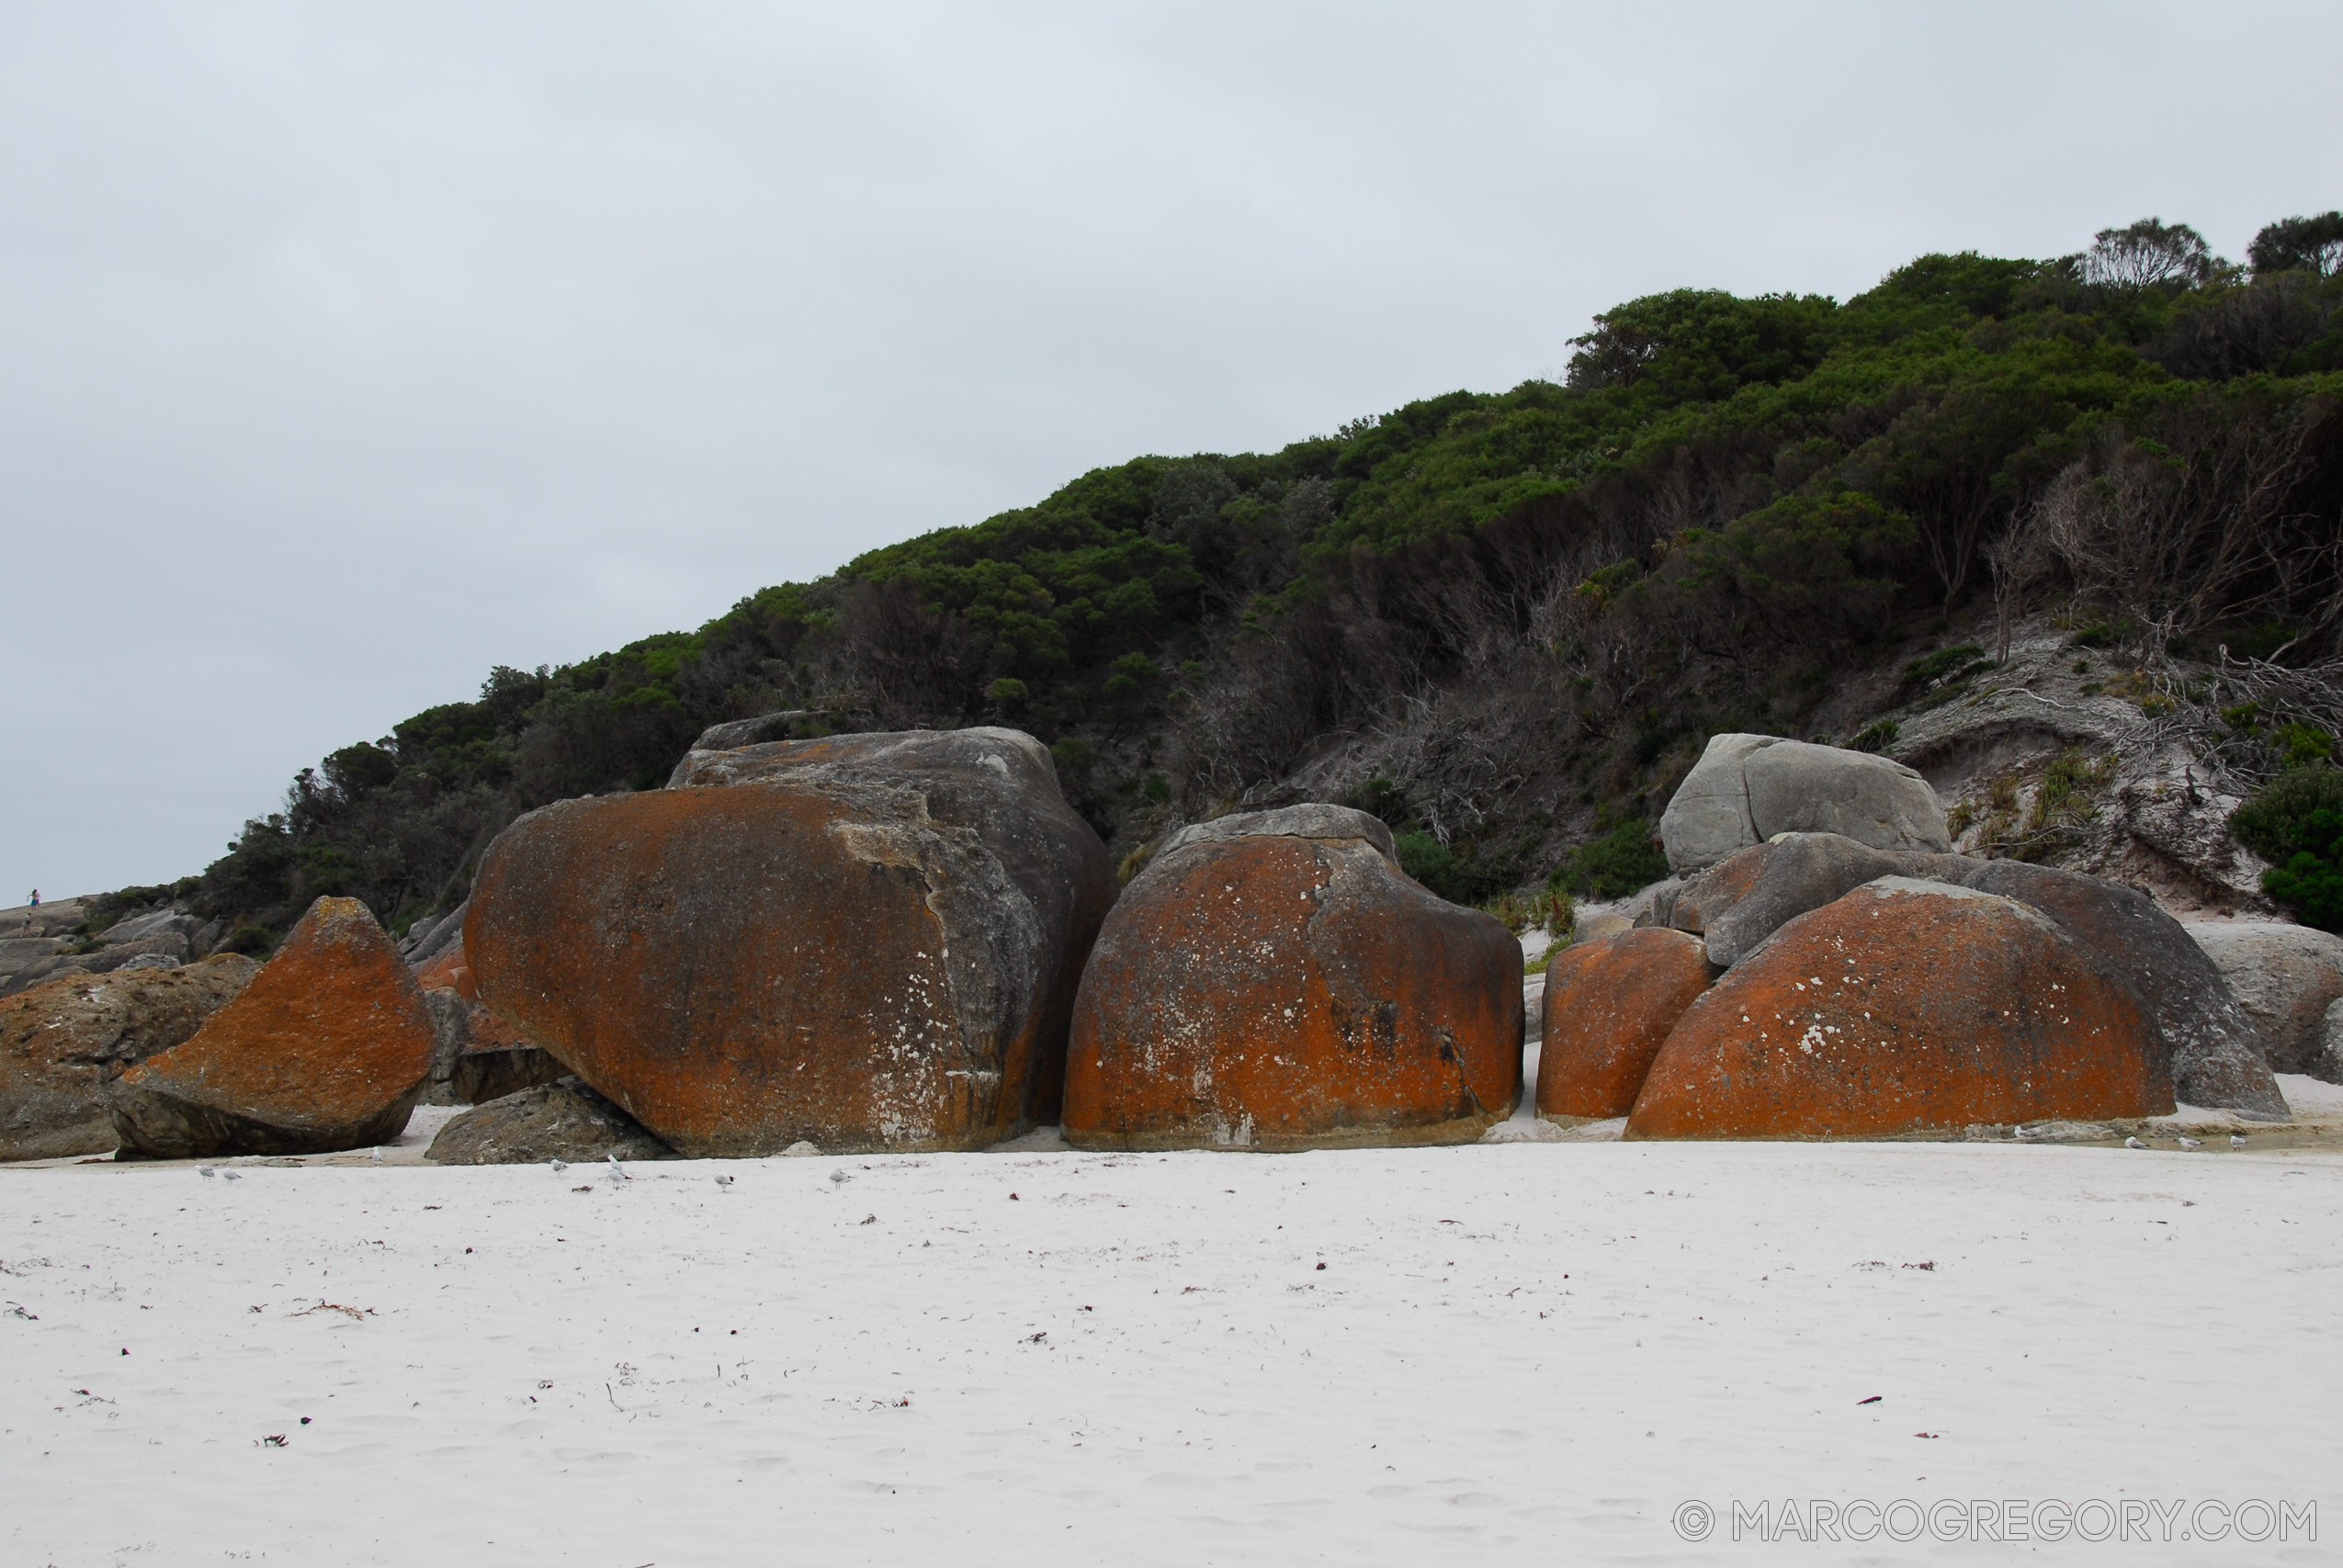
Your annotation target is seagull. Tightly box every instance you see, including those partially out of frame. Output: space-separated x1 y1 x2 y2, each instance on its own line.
2231 1134 2247 1148
222 1169 243 1180
549 1159 567 1173
830 1169 854 1185
2177 1135 2203 1151
2013 1124 2036 1140
714 1173 735 1188
606 1154 629 1181
198 1166 217 1179
369 1146 383 1165
2124 1136 2148 1150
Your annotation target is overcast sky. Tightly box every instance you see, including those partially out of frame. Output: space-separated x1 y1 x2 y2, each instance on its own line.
5 1 2338 901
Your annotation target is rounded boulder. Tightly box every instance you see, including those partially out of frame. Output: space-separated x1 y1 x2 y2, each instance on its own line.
1627 877 2168 1138
1063 806 1522 1151
468 727 1115 1156
1535 929 1712 1121
1658 734 1948 874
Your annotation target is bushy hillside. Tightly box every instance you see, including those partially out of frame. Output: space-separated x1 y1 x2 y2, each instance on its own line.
165 214 2343 950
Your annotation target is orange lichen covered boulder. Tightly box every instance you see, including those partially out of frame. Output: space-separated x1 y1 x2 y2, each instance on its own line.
1627 878 2168 1139
109 897 436 1157
1535 929 1711 1121
1063 805 1522 1151
413 944 475 1000
0 957 259 1161
468 727 1115 1156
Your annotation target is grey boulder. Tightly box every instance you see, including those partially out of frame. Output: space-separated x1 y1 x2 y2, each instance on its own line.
2185 923 2343 1079
1160 803 1398 863
1658 734 1950 874
426 1077 677 1165
1950 861 2286 1120
1657 833 1957 967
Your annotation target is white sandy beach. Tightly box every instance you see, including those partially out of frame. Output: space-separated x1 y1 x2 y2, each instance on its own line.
7 1096 2343 1567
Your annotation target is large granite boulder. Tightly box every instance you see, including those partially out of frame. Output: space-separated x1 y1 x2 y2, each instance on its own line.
2185 922 2343 1079
1628 878 2168 1138
1062 805 1521 1151
1647 834 2286 1119
1535 929 1711 1121
1949 861 2286 1118
469 727 1115 1157
1658 734 1949 874
426 1077 676 1165
109 898 436 1157
0 956 260 1161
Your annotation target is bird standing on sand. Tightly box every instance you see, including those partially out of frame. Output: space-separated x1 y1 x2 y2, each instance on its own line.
2177 1135 2203 1151
2231 1134 2247 1148
2124 1136 2148 1150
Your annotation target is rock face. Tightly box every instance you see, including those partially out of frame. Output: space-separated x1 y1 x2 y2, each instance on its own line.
1535 930 1711 1121
2 900 233 998
425 1077 676 1165
411 931 566 1107
109 898 435 1158
401 900 469 970
0 957 260 1161
2319 998 2343 1082
1063 805 1521 1151
1948 861 2286 1119
2185 923 2343 1078
469 727 1115 1157
1658 734 1950 874
1628 879 2168 1139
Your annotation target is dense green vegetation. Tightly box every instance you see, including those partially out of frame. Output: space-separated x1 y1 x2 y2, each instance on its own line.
2231 767 2343 931
185 213 2343 945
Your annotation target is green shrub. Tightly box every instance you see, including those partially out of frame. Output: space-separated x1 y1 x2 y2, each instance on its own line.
1104 652 1160 697
1848 719 1899 753
1899 644 1986 692
1395 831 1465 901
1558 821 1670 901
2274 723 2335 769
988 677 1029 705
2230 767 2343 931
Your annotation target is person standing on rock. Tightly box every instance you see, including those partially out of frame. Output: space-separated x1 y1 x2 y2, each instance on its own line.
27 890 38 908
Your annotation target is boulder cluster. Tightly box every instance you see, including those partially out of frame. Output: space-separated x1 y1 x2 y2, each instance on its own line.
2 721 2334 1164
1538 733 2308 1136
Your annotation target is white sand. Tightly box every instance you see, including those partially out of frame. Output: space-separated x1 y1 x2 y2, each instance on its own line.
7 1132 2343 1565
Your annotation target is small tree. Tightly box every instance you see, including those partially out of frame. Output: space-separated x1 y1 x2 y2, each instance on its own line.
2247 212 2343 279
2080 218 2221 292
